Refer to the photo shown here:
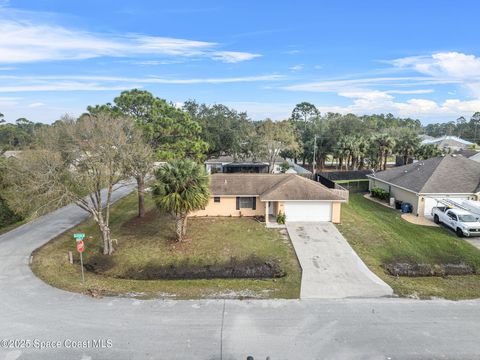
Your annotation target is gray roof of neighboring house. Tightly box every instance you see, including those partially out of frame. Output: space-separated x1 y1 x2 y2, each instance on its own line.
453 148 479 158
205 155 284 164
421 135 474 146
209 174 344 201
368 155 480 194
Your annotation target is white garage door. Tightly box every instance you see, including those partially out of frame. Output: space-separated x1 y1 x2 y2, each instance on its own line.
284 201 332 222
424 197 470 216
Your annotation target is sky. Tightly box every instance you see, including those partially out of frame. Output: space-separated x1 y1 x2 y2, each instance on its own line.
0 0 479 124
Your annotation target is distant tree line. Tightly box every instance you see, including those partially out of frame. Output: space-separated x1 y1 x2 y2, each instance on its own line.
1 91 478 235
423 112 480 143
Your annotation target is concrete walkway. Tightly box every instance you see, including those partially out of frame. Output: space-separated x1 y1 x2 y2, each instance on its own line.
287 222 393 299
466 238 480 250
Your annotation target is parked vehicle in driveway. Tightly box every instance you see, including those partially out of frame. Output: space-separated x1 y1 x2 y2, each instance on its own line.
432 207 480 237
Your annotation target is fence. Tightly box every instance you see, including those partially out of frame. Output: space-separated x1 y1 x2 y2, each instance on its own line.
331 183 349 202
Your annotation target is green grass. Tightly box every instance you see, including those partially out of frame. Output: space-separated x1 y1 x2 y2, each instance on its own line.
337 194 480 299
334 179 370 184
31 194 301 299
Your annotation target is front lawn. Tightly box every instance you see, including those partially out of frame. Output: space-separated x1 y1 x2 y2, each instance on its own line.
31 194 301 299
337 194 480 300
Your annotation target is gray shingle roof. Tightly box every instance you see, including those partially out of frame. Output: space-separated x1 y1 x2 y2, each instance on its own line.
204 155 283 164
368 155 480 194
209 174 344 201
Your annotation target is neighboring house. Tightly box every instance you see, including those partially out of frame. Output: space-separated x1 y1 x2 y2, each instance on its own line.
287 160 311 174
204 155 284 174
454 148 480 161
190 173 347 224
421 135 474 151
367 155 480 217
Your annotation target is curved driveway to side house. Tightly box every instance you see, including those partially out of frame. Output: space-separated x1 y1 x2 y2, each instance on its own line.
287 222 393 299
1 186 480 359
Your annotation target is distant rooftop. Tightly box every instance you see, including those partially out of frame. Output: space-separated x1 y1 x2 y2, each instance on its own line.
205 155 284 164
421 135 474 146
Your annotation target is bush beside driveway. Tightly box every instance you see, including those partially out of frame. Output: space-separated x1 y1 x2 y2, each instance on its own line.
337 194 480 300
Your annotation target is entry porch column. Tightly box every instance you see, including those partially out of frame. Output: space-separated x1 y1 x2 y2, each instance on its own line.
265 201 269 224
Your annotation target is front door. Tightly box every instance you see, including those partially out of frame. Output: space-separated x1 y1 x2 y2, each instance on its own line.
268 201 274 215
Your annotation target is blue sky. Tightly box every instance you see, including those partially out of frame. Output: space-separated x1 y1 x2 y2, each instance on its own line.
0 0 479 124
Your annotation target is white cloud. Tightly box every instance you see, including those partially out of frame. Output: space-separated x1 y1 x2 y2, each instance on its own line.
282 51 480 121
0 96 18 107
0 19 260 64
332 91 480 119
211 51 261 63
27 102 45 108
0 74 284 92
0 82 138 92
386 89 434 95
283 76 434 92
289 64 303 71
391 52 480 80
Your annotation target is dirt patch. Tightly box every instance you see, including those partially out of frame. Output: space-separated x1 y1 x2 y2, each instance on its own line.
84 255 286 280
384 262 474 277
121 209 163 228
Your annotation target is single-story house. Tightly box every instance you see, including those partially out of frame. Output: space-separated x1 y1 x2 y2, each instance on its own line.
204 155 284 174
421 135 474 151
367 154 480 217
190 173 347 224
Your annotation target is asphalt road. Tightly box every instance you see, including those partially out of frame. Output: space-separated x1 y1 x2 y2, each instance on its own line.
1 185 480 359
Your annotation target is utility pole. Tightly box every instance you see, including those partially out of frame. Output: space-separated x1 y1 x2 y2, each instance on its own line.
312 135 317 176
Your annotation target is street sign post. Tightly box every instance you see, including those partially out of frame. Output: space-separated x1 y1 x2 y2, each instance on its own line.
74 236 86 282
74 233 85 241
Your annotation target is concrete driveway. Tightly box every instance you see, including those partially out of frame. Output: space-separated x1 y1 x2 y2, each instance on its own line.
287 222 393 299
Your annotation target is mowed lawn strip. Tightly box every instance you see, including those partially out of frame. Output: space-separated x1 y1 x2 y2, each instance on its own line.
337 194 480 300
31 193 301 299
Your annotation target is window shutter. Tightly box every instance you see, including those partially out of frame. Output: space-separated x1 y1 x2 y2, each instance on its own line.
236 197 240 210
252 197 256 210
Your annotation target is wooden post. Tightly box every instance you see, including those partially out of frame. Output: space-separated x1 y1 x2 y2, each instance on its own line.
68 251 73 264
265 201 269 224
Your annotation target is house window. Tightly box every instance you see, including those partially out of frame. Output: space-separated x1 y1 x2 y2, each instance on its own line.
214 197 221 203
239 197 253 208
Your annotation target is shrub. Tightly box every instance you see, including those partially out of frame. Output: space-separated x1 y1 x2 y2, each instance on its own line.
277 212 286 224
279 161 291 173
371 187 390 201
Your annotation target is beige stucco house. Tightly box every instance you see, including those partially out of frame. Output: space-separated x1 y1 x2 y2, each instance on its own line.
190 173 347 224
368 155 480 217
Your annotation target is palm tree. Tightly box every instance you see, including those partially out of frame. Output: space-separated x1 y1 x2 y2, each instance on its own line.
336 136 351 170
415 144 443 160
152 160 210 242
356 136 370 170
394 131 420 165
373 134 395 170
